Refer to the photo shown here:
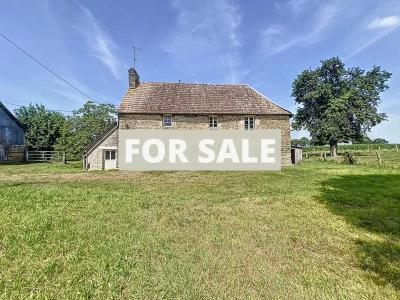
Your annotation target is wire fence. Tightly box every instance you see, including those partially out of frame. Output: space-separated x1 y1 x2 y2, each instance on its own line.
302 144 400 168
302 143 399 153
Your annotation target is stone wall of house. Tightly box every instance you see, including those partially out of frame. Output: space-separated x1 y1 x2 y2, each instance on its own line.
260 115 291 165
119 113 291 165
87 129 118 170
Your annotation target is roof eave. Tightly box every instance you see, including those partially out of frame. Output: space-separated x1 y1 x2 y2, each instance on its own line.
0 101 27 131
83 122 118 156
245 85 293 116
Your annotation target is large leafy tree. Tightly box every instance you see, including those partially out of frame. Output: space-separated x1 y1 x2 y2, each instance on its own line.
15 104 66 150
292 57 391 156
55 101 116 159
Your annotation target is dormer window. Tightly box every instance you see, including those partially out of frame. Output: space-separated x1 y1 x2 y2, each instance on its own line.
209 116 218 128
163 115 172 127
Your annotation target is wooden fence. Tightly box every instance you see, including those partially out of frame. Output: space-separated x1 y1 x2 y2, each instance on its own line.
26 151 66 162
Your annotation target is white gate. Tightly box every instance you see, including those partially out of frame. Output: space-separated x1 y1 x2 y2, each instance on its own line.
27 151 65 162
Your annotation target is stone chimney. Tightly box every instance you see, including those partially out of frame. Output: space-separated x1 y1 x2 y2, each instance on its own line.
128 68 140 88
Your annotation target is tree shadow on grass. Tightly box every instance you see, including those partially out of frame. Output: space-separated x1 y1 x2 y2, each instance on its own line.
320 174 400 289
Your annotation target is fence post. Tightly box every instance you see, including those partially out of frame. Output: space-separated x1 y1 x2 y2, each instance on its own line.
396 144 399 152
62 153 66 164
323 152 327 161
375 150 382 167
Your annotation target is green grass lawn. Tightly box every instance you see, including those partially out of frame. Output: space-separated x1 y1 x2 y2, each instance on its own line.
0 161 399 298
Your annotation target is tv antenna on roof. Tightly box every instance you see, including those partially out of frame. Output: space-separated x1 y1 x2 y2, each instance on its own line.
132 46 142 69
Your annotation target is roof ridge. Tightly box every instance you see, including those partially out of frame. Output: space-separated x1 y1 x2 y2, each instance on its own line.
139 81 247 86
0 101 26 130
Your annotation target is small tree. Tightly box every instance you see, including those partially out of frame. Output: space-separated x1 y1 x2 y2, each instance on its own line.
372 138 389 144
292 57 390 156
299 137 310 147
291 138 300 146
292 137 310 147
15 104 66 150
55 101 116 159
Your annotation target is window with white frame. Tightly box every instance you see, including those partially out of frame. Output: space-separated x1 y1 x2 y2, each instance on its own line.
244 116 255 130
209 116 218 128
105 150 116 160
163 115 172 127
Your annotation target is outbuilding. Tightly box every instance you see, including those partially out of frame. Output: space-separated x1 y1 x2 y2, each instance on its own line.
0 101 25 162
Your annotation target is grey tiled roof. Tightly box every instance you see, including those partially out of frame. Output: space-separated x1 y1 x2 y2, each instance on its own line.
117 82 291 115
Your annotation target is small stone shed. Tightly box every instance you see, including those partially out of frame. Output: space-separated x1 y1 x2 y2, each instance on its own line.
0 101 25 162
84 69 293 170
83 123 118 170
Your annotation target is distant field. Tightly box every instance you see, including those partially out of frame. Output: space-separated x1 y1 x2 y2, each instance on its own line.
0 161 399 298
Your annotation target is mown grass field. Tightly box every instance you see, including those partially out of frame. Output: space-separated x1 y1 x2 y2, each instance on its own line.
0 160 399 299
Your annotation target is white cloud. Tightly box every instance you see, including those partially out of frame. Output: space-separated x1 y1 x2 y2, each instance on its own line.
263 3 338 54
368 15 400 30
346 15 400 59
262 25 284 36
76 4 126 80
287 0 313 14
163 0 246 83
345 31 389 59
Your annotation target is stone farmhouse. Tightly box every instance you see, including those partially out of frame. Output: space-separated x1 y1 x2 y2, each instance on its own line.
83 69 292 170
0 101 25 162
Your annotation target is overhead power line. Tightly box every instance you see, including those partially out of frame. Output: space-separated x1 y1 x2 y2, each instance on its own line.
1 100 74 113
0 31 100 104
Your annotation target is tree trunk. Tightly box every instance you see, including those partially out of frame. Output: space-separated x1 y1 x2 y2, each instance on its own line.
330 142 338 157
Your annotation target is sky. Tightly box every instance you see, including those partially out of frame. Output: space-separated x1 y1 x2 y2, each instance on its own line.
0 0 399 142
